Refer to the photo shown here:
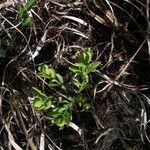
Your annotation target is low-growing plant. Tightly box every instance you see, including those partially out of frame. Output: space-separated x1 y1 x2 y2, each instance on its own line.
18 0 37 27
38 65 66 90
32 48 100 129
69 48 101 93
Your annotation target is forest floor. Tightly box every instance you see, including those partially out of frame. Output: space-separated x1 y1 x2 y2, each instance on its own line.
0 0 150 150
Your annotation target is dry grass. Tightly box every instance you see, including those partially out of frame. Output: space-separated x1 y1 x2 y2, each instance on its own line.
0 0 149 149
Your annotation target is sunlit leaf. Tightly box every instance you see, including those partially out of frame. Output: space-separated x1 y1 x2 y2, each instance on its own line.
73 79 81 88
32 87 47 99
33 98 44 109
86 48 93 63
48 108 60 117
64 111 71 124
19 0 37 18
52 116 65 128
84 103 91 110
58 107 66 113
75 63 86 72
87 61 101 73
79 82 89 92
56 74 64 84
80 48 92 64
24 0 37 11
69 66 81 74
38 65 56 79
44 100 52 110
51 79 60 84
19 7 28 19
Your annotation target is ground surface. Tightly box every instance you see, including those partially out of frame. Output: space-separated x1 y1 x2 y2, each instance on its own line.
0 0 150 150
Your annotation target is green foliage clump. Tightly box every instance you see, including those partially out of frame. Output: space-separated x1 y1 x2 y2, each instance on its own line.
18 0 37 27
69 48 101 93
32 48 100 129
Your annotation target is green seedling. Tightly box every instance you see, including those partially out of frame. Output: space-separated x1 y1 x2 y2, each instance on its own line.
32 48 100 129
32 87 73 129
38 65 66 90
18 0 37 27
32 87 53 110
69 48 101 93
48 101 73 129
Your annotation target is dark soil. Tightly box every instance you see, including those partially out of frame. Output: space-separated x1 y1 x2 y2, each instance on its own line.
0 0 150 150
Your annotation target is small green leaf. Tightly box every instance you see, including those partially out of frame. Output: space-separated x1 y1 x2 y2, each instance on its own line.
87 61 101 73
86 48 93 63
58 107 66 113
84 103 91 110
19 0 37 18
56 74 64 84
21 17 33 27
38 65 56 79
80 48 92 64
80 51 86 63
33 98 44 109
44 100 52 110
75 63 86 72
73 79 81 88
0 49 6 58
65 101 73 110
75 96 85 106
24 0 37 11
48 108 60 117
73 79 89 93
69 66 81 74
51 79 59 83
64 111 71 124
49 68 56 78
32 87 47 99
52 116 65 128
79 82 89 92
19 7 28 19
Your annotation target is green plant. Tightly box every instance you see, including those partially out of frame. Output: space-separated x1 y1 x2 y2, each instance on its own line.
69 48 101 93
32 87 73 129
18 0 37 27
48 100 73 129
32 87 53 110
38 65 66 90
32 48 100 129
0 48 6 58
